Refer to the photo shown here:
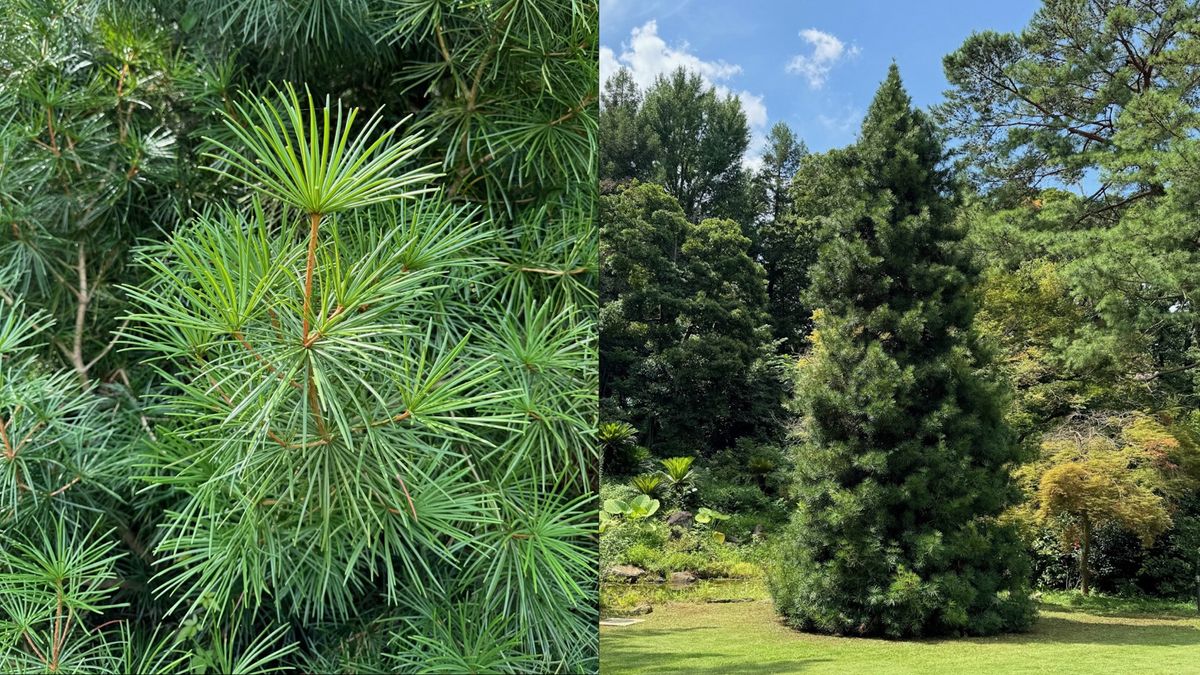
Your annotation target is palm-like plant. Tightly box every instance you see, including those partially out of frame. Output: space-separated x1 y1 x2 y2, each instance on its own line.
660 456 695 483
630 473 663 496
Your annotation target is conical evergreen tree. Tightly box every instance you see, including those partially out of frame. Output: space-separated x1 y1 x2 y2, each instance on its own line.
767 65 1034 638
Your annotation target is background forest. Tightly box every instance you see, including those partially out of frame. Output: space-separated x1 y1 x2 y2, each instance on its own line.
598 0 1200 628
0 0 598 673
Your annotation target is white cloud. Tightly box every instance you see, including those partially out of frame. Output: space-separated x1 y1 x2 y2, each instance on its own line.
600 45 621 89
604 20 741 90
786 28 859 89
736 90 767 129
601 20 769 163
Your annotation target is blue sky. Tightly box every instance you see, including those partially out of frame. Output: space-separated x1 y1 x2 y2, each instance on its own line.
601 0 1041 160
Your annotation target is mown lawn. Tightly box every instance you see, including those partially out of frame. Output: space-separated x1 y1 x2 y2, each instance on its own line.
600 592 1200 674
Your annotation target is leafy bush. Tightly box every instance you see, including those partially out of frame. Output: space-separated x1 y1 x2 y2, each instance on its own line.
621 535 760 579
599 518 667 573
603 495 661 521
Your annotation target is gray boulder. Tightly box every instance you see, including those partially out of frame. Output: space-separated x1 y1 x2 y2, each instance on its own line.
607 564 646 582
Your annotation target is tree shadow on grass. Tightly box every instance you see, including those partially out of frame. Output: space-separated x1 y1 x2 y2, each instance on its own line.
1005 615 1200 648
766 610 1198 650
602 628 831 675
1039 599 1200 621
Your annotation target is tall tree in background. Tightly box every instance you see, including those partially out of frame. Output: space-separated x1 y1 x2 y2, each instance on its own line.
639 68 750 221
941 0 1200 407
769 66 1033 638
752 122 808 225
600 182 785 456
600 68 656 183
751 125 818 352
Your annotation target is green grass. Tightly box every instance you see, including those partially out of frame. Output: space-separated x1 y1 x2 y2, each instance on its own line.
601 593 1200 674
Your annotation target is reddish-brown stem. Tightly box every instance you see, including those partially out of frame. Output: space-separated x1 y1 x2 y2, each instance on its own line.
301 212 321 341
51 591 63 671
92 619 123 634
395 473 418 521
298 211 329 439
48 477 81 497
15 421 44 455
302 306 344 348
23 632 47 666
267 308 284 340
45 107 59 156
0 413 14 461
548 93 596 127
365 410 411 430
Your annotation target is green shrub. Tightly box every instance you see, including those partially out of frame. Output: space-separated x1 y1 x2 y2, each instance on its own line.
599 519 667 572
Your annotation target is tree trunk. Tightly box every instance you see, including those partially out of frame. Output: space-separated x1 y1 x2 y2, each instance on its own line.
1194 553 1199 614
1079 514 1091 596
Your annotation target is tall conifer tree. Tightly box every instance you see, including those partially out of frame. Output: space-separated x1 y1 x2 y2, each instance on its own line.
768 65 1034 638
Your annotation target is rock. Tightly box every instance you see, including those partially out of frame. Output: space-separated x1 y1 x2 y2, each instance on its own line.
629 604 653 615
607 565 646 582
669 571 698 585
666 510 694 528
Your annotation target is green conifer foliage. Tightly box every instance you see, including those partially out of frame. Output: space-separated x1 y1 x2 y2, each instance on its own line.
123 87 594 672
768 66 1034 638
0 1 598 672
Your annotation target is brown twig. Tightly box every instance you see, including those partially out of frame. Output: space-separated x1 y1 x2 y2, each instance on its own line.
69 244 91 385
302 306 344 348
22 632 47 666
0 412 14 461
232 330 301 389
362 410 411 430
48 476 81 497
45 107 60 156
395 473 418 521
548 93 596 127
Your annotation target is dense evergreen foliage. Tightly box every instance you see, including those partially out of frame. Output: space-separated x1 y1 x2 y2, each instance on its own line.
599 67 751 222
766 66 1034 638
599 182 786 457
0 1 598 672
